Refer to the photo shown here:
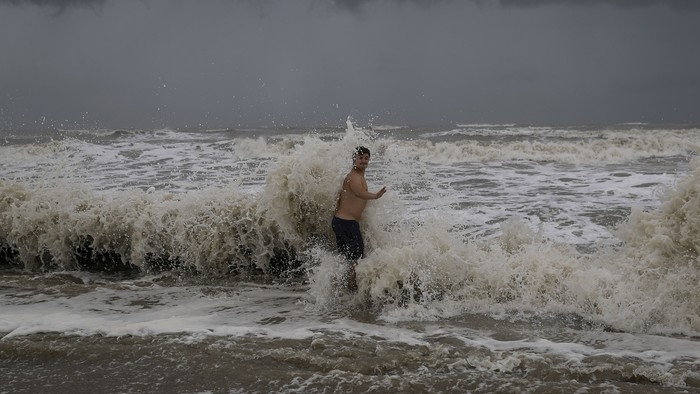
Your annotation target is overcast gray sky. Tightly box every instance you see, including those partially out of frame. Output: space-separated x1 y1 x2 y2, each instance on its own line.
1 0 699 129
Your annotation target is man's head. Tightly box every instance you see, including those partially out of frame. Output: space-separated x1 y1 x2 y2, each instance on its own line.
353 146 370 160
352 146 371 169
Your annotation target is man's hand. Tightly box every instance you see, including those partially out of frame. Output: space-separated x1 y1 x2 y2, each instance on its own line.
375 186 387 199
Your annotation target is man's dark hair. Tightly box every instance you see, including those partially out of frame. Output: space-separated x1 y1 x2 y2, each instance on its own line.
353 146 370 159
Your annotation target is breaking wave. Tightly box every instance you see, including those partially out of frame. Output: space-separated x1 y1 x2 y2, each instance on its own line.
1 124 699 335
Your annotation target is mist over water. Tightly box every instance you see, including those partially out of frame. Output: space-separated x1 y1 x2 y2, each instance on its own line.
1 122 699 392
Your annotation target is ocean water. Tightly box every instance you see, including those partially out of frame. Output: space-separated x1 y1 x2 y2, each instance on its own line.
1 120 699 393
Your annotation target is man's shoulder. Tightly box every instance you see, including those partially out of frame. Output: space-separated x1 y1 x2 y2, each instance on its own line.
347 170 366 182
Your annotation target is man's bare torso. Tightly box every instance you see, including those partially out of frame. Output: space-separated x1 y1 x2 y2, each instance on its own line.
335 170 368 221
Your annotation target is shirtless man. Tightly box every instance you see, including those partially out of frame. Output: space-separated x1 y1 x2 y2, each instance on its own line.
332 146 387 291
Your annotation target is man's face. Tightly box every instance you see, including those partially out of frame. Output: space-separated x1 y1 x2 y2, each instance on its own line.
353 153 370 169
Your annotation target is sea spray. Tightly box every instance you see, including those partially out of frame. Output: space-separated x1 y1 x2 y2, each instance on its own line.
0 123 379 274
388 127 700 165
2 123 699 335
304 245 353 312
348 215 585 317
348 180 700 334
0 180 272 273
305 151 700 335
609 156 700 332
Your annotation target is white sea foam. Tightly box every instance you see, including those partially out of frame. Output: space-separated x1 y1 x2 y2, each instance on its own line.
404 131 699 164
3 123 700 393
348 193 700 334
1 123 699 337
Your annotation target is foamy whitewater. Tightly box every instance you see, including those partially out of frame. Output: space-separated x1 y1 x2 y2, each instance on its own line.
1 121 699 392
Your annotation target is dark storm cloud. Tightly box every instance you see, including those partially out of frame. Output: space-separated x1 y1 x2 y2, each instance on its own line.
1 0 699 128
7 0 700 12
328 0 452 13
329 0 700 12
496 0 700 11
0 0 100 4
0 0 105 11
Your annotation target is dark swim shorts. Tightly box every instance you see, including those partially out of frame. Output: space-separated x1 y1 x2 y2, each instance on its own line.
331 216 364 261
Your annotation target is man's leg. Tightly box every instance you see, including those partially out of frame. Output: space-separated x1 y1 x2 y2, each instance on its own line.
346 224 363 292
332 217 363 292
347 261 358 291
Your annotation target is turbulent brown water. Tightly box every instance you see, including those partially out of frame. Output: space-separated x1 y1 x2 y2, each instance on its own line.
1 122 699 392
